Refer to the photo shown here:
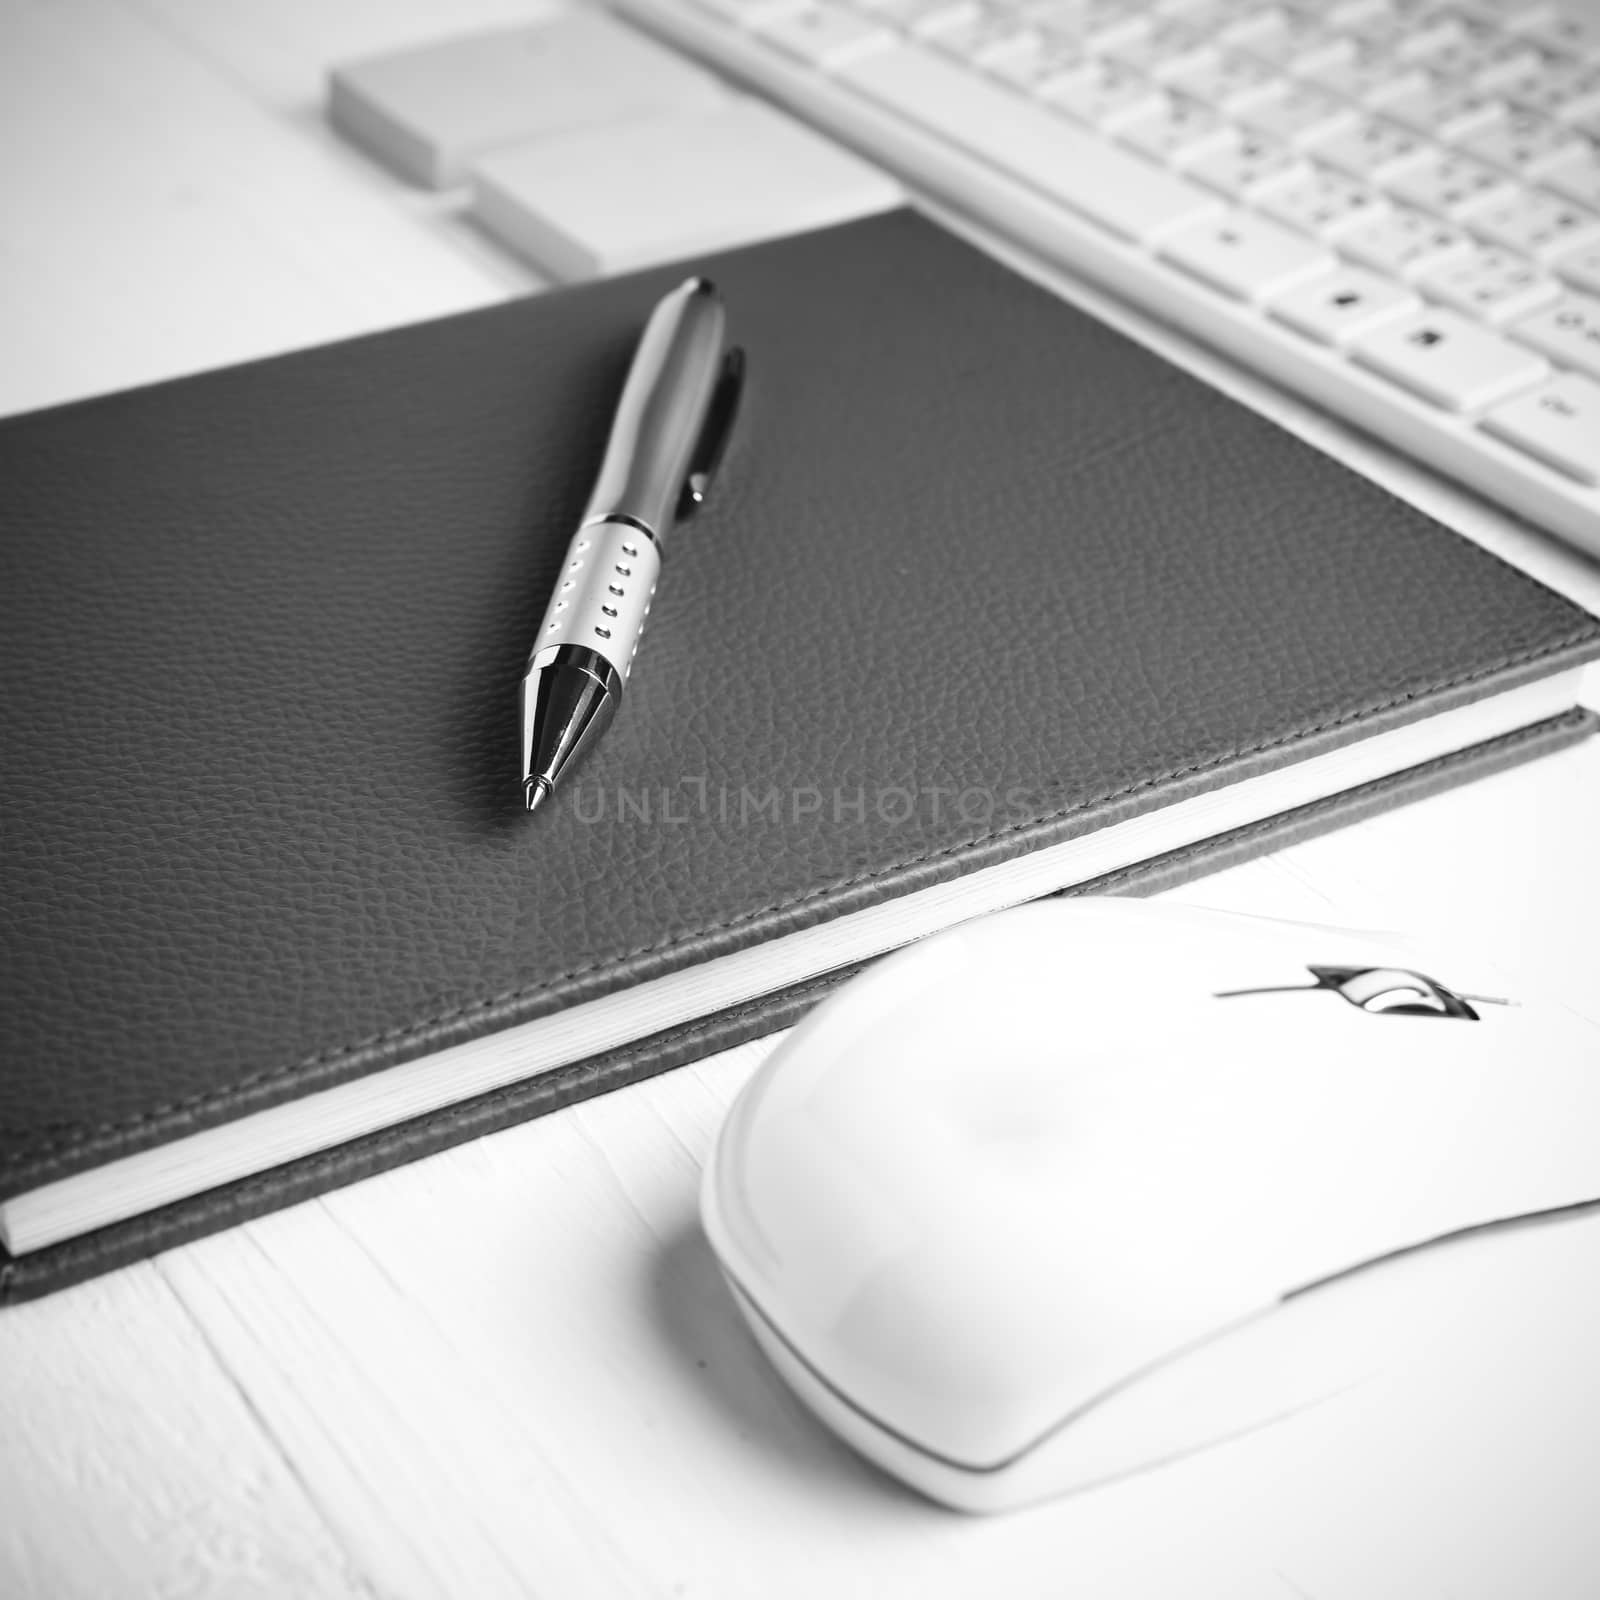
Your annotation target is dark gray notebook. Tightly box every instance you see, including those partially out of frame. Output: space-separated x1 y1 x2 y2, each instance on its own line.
3 209 1596 1303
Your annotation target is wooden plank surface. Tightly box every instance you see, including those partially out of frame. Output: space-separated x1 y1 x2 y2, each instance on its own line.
2 3 1598 1596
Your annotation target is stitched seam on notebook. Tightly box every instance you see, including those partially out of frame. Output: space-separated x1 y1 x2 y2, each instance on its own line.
0 979 838 1289
1082 712 1570 892
8 659 1595 1169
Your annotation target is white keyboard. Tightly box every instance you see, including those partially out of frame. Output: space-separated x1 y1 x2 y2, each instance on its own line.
613 0 1600 558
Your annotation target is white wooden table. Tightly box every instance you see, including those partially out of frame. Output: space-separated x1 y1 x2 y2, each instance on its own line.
3 4 1599 1595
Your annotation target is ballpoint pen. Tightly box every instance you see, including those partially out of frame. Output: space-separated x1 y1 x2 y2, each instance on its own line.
519 277 744 813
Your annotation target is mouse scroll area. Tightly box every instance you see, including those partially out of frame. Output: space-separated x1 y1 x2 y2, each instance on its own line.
1216 962 1493 1019
701 899 1600 1512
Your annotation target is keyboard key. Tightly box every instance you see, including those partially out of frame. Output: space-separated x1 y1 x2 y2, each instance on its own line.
985 31 1080 87
1237 80 1358 143
328 13 730 188
1341 15 1422 55
1464 186 1600 258
1474 40 1579 100
1385 148 1516 216
1259 164 1388 234
1099 17 1204 75
1556 88 1600 134
1368 73 1505 138
1159 210 1336 298
1394 11 1505 76
1214 5 1292 49
1416 246 1561 321
1039 58 1164 125
1297 37 1419 100
1481 373 1600 482
1181 130 1310 196
1341 203 1476 274
908 1 984 37
1459 108 1588 176
1543 146 1600 208
1341 14 1404 47
1510 291 1600 377
1041 0 1150 49
1221 6 1332 66
913 2 988 37
1161 47 1280 108
1513 7 1600 56
1116 92 1230 161
755 5 897 67
1304 115 1427 180
838 45 1224 240
924 8 1035 57
1353 309 1548 408
1268 265 1421 341
1551 235 1600 291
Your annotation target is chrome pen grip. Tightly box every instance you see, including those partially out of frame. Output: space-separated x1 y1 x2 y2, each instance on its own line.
530 518 661 685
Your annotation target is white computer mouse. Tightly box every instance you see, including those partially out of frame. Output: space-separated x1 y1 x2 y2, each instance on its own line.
701 898 1600 1513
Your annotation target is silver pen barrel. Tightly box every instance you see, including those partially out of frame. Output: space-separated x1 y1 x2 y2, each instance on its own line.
579 277 728 546
533 278 725 688
520 278 737 809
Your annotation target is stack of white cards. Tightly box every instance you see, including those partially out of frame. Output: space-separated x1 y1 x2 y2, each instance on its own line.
330 10 901 278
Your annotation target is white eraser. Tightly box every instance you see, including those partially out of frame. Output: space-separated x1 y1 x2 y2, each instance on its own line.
328 12 730 189
469 98 904 280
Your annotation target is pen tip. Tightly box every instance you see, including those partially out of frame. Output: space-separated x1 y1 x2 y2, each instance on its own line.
524 778 553 814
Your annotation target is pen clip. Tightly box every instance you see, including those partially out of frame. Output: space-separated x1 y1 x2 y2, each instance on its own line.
677 347 746 520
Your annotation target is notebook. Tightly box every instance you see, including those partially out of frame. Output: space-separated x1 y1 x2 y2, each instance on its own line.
3 209 1596 1304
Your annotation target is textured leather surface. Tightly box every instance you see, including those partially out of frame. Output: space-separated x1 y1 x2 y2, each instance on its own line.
3 208 1598 1297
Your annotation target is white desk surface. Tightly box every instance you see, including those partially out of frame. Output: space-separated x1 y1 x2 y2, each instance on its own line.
3 3 1600 1595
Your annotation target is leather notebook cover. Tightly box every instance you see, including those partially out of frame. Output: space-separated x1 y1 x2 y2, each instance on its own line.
3 208 1597 1303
